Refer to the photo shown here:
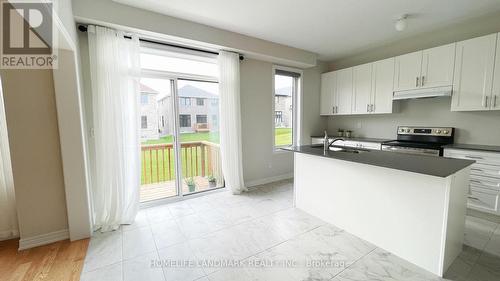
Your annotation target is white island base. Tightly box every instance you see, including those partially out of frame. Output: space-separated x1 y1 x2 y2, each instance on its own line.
294 153 470 277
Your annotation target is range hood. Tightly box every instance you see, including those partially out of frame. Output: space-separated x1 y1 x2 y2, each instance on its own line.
393 86 452 100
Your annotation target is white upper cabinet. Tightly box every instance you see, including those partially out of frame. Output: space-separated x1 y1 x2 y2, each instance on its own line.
335 68 353 115
452 33 497 111
492 33 500 110
394 51 422 91
421 43 456 88
394 44 455 92
372 57 395 114
320 72 335 115
352 63 373 114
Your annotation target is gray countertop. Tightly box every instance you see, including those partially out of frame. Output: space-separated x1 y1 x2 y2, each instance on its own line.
282 145 474 178
310 136 392 143
444 143 500 153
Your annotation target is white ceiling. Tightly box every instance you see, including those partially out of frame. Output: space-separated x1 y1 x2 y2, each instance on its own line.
114 0 500 61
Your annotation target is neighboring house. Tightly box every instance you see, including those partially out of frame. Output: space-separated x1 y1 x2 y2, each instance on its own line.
274 86 292 128
140 84 160 140
176 85 219 134
140 83 219 141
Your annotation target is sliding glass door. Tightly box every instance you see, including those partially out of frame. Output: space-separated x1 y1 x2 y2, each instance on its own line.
139 77 180 202
138 45 224 203
177 79 224 195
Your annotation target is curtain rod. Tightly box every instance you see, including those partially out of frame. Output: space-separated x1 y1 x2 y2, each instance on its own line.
77 25 244 60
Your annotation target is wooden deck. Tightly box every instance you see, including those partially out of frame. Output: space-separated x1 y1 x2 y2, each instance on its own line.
140 176 220 202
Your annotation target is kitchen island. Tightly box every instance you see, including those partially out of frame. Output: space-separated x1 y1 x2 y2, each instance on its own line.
282 145 474 277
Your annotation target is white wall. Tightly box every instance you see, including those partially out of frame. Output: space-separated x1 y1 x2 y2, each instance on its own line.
71 0 317 68
327 98 500 145
240 59 326 185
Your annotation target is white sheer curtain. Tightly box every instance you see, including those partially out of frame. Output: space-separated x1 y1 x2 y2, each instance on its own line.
87 25 141 232
0 76 19 240
218 51 246 194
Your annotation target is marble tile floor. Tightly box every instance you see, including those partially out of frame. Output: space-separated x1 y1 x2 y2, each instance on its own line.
81 179 500 281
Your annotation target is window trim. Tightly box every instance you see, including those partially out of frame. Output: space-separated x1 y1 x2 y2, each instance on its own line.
272 65 303 152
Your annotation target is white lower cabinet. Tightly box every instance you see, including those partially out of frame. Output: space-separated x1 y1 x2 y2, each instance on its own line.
444 148 500 214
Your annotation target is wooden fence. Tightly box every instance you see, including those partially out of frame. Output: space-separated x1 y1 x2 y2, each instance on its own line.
141 141 223 186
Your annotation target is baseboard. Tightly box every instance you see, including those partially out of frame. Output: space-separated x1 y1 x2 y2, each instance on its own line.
18 229 69 250
245 173 293 188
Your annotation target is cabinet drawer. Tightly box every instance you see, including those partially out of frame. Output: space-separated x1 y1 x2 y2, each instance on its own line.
470 164 500 179
470 175 500 191
444 149 500 165
468 186 499 213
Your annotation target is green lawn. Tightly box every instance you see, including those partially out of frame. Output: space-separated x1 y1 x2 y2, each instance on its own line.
275 128 292 147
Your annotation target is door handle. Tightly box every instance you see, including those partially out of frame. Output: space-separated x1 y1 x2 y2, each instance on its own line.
367 104 370 112
416 77 419 87
421 76 425 86
371 104 374 112
484 96 489 108
332 106 335 114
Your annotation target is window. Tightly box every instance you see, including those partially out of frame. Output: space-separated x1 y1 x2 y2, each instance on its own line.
179 114 191 127
141 116 148 129
196 115 207 124
273 67 301 149
180 97 191 106
196 98 204 106
141 94 149 104
140 51 218 77
275 111 283 123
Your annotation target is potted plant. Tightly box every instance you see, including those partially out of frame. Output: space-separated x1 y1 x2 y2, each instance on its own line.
207 175 216 188
185 177 196 192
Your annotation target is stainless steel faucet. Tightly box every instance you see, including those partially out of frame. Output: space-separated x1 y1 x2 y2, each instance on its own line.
323 130 344 152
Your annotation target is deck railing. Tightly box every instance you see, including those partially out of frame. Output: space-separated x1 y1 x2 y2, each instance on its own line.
141 141 223 186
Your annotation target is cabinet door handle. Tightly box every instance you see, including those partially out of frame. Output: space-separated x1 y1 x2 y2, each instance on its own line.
485 96 489 108
494 95 498 107
468 196 480 201
332 106 335 114
371 104 374 112
367 104 370 112
470 179 500 188
416 77 419 87
421 76 425 86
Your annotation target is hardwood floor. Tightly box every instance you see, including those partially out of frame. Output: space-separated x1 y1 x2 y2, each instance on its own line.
0 238 89 281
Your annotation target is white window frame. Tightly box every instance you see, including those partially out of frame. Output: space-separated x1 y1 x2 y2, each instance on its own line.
272 65 303 152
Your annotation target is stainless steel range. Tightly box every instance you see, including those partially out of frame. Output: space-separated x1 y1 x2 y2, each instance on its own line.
382 126 454 156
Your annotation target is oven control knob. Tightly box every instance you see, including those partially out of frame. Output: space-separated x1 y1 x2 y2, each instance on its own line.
405 129 411 133
435 130 441 134
443 130 449 134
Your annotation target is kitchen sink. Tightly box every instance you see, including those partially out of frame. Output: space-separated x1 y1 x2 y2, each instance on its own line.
311 145 368 153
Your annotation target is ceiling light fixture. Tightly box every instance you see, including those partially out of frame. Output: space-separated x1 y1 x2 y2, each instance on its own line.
395 14 408 31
